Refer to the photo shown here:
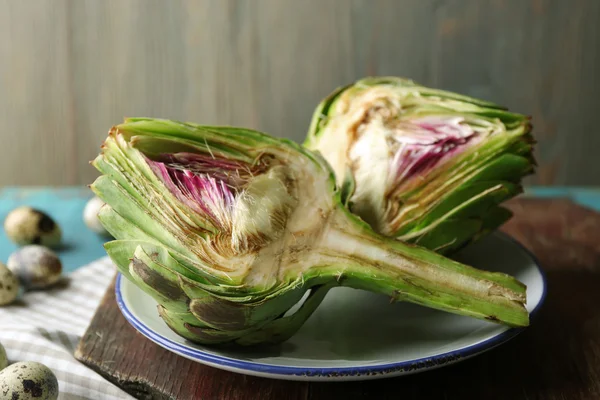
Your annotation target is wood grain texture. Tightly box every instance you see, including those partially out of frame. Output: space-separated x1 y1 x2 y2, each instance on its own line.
75 278 309 400
0 0 76 185
75 198 600 400
0 0 599 186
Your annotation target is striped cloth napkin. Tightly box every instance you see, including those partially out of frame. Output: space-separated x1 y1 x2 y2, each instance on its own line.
0 257 134 400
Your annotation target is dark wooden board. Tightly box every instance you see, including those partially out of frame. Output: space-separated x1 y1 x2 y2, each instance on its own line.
75 198 600 399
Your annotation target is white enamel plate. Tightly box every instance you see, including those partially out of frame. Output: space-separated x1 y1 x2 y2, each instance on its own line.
116 232 546 381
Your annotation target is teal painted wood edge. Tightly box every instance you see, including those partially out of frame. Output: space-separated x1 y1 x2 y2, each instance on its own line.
0 186 598 273
525 186 600 212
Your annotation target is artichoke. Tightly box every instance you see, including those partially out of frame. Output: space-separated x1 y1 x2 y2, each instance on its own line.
92 118 528 346
305 77 535 255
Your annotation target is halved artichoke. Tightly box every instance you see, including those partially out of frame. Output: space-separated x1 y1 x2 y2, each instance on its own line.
305 77 535 255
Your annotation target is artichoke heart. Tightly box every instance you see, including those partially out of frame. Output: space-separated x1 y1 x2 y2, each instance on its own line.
305 77 535 255
92 118 529 346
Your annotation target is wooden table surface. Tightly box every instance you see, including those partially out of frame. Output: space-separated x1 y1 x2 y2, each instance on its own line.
73 196 600 400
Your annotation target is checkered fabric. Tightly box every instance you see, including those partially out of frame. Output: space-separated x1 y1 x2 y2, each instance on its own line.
0 257 133 399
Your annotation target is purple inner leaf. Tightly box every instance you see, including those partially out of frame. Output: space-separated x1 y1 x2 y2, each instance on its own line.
390 116 478 184
158 152 246 172
153 152 252 187
146 154 239 229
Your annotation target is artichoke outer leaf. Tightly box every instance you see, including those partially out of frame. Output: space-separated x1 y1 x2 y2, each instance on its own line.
235 284 334 346
128 246 191 314
479 206 514 233
92 175 192 256
105 239 217 286
188 285 307 332
157 307 209 327
395 181 521 238
157 305 236 344
412 218 484 255
467 153 534 184
97 204 156 244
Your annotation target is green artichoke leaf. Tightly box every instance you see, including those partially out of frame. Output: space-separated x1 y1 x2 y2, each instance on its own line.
157 307 204 327
128 246 191 314
157 305 238 344
236 283 335 346
97 205 156 244
412 218 483 254
395 181 521 239
92 176 191 254
187 285 306 332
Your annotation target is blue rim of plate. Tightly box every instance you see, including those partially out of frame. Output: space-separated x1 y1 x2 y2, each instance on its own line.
115 233 547 377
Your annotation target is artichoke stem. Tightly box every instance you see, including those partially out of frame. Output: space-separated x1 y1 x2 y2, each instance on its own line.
313 206 529 327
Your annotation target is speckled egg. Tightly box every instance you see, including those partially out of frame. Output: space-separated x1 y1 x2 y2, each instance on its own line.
0 342 7 371
4 207 62 248
7 246 62 290
0 263 19 306
83 196 111 236
0 362 58 400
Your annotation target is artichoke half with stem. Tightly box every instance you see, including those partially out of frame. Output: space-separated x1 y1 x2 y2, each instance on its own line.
305 77 535 255
91 118 528 346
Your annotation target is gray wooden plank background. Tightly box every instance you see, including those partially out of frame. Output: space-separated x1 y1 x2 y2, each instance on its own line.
0 0 598 186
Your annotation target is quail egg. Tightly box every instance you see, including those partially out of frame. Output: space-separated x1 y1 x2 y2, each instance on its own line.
0 342 7 371
7 246 62 290
4 207 61 247
0 361 58 400
83 196 110 236
0 262 19 306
